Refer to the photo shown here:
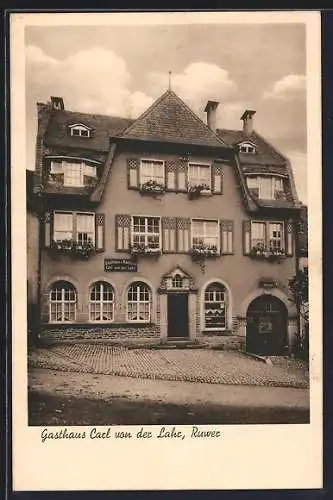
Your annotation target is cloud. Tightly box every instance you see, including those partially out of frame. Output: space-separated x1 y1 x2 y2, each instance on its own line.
148 62 236 121
263 74 306 101
26 45 153 118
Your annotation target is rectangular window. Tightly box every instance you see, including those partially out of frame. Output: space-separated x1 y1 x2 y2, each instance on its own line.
53 211 95 244
251 222 266 248
269 222 283 249
77 213 95 245
250 221 284 250
132 216 161 249
246 176 258 189
192 219 219 250
51 160 97 187
53 212 73 241
140 159 165 185
246 176 285 200
188 163 211 192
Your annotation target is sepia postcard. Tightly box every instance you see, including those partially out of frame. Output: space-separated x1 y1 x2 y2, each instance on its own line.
10 10 322 491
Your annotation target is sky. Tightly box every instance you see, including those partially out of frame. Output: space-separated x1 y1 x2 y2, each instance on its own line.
25 22 307 202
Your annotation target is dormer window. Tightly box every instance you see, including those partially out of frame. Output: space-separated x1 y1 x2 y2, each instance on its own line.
246 175 285 200
68 123 92 138
238 142 256 154
49 158 98 187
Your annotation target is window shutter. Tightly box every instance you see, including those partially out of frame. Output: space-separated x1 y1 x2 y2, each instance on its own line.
176 217 191 252
45 212 51 248
243 220 251 255
127 158 139 189
95 213 105 252
212 163 223 194
177 161 188 192
165 160 177 191
162 217 177 252
286 220 293 256
115 214 131 251
221 220 234 254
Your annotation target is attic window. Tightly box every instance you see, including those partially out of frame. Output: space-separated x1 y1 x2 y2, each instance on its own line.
69 124 91 138
238 142 256 154
246 176 285 200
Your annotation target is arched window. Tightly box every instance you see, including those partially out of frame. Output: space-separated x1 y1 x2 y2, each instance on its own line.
127 282 151 322
49 281 77 323
89 281 114 322
204 283 228 330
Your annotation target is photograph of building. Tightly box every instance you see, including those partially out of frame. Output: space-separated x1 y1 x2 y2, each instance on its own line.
28 89 303 355
25 19 310 426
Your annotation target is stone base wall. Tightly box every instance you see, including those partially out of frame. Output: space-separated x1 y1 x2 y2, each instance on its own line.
200 335 246 350
39 324 160 344
39 324 245 350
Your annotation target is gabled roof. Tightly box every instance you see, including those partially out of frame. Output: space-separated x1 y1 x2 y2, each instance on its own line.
117 90 228 148
44 109 134 152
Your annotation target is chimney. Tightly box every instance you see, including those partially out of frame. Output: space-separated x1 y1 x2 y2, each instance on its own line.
50 96 65 111
204 100 219 132
241 109 256 135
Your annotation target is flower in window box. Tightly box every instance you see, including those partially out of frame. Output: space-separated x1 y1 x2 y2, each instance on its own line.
190 243 218 260
130 243 161 256
72 238 96 259
139 180 165 195
188 183 210 199
50 238 95 259
48 173 64 187
249 244 285 262
274 189 285 200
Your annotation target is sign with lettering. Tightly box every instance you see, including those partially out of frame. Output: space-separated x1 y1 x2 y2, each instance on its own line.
104 258 137 272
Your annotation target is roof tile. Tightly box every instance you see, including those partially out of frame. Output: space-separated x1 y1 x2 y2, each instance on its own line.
118 90 227 148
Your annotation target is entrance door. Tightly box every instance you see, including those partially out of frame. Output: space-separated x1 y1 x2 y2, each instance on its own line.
167 293 189 338
246 295 287 355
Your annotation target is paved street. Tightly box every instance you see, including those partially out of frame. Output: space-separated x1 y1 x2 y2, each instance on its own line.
29 344 309 388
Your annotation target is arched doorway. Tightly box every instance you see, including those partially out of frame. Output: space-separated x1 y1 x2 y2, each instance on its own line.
246 295 288 356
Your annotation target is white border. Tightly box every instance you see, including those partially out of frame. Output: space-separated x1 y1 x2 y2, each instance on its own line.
11 11 322 491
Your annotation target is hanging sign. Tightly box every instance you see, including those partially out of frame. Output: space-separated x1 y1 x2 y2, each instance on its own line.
104 258 137 272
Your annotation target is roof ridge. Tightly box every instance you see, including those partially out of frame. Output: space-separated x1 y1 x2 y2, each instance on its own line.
168 91 228 147
51 107 134 123
119 90 228 147
117 90 170 138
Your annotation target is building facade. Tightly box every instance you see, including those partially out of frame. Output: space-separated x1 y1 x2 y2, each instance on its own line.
28 91 303 355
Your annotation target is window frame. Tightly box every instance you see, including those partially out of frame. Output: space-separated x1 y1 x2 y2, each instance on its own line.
89 281 115 323
139 158 165 187
49 281 77 323
49 157 98 187
68 123 92 138
203 282 228 331
131 215 162 250
238 141 257 154
53 210 96 245
246 175 285 200
191 218 220 252
250 220 285 250
126 282 152 323
188 162 212 193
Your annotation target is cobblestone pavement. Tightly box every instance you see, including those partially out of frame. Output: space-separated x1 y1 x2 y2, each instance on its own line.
28 345 309 388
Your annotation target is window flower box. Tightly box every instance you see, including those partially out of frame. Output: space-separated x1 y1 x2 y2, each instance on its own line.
50 238 95 259
249 244 285 262
139 180 165 195
188 183 210 199
190 244 219 260
130 243 161 257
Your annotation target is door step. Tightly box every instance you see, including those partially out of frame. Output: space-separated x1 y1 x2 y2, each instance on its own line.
164 339 207 349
